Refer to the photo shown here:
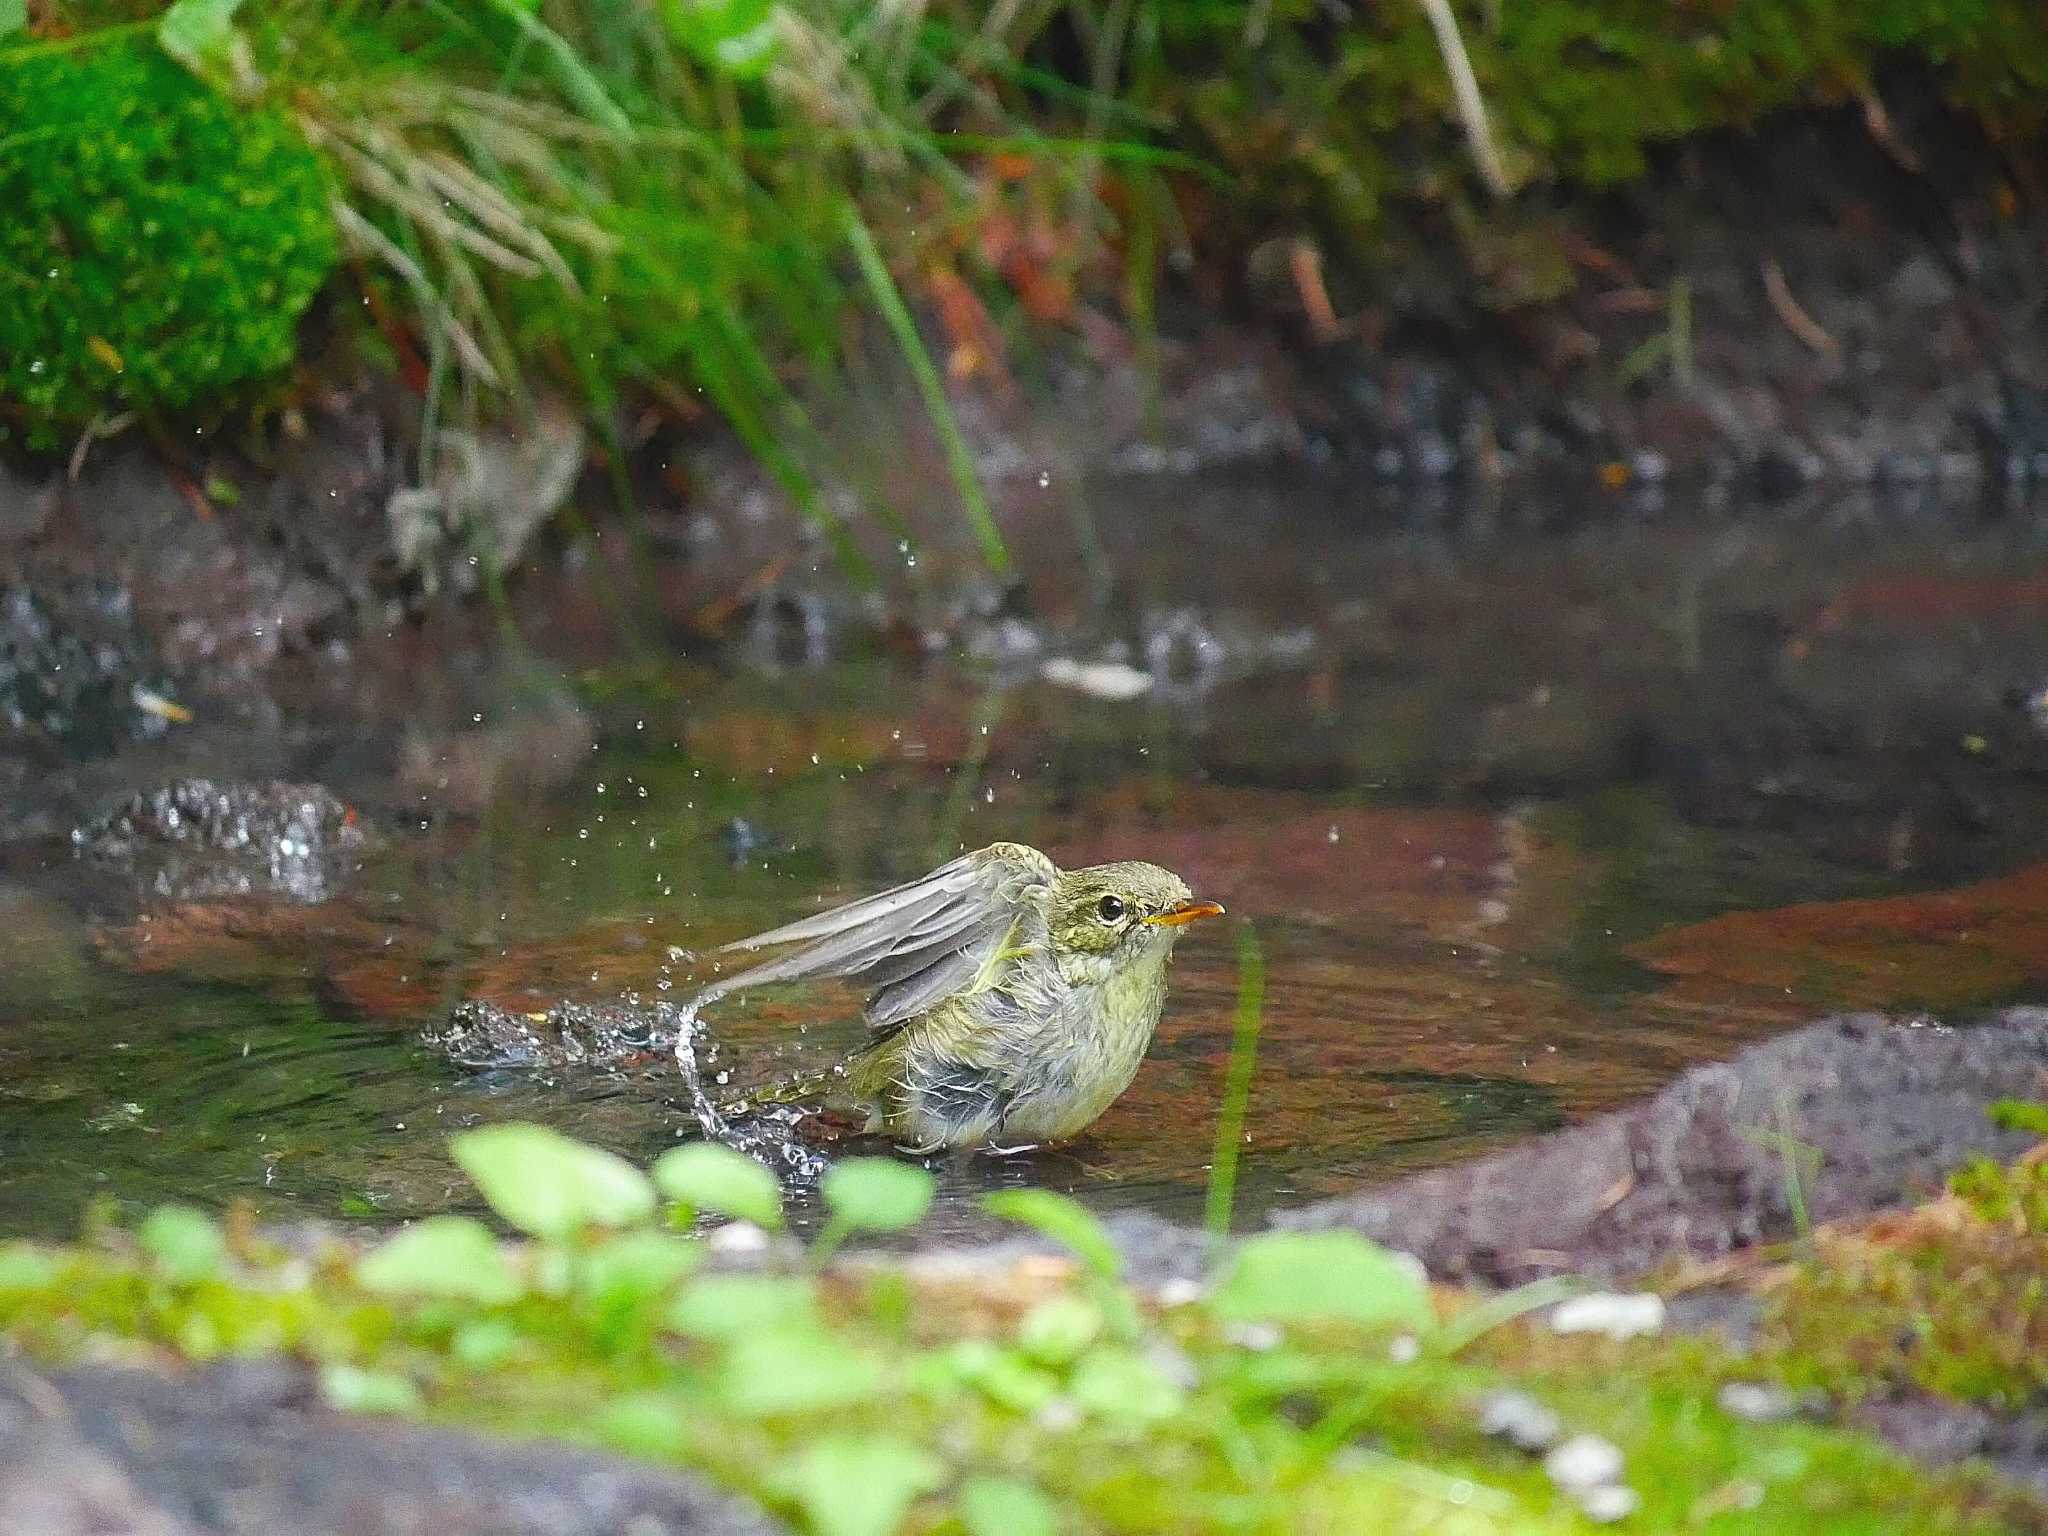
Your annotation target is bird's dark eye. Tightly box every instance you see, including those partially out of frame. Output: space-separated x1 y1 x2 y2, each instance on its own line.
1096 895 1126 923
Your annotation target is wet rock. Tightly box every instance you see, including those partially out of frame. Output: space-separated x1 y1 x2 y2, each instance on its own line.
1851 1397 1994 1466
1631 861 2048 1012
1269 1009 2048 1285
0 1361 777 1536
0 582 178 752
71 779 369 904
425 998 673 1070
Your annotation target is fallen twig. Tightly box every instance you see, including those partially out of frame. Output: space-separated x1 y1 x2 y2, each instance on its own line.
1761 259 1841 358
1858 88 1924 175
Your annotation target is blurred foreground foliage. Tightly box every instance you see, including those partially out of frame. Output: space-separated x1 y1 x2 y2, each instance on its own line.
1 1121 2038 1534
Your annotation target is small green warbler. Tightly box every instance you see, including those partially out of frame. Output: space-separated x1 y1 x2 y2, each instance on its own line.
689 842 1223 1151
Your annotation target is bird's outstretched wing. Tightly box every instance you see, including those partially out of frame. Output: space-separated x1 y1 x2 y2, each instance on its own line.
686 842 1056 1032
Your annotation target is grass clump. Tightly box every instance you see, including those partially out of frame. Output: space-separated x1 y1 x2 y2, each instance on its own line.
0 1123 2036 1534
1752 1119 2048 1413
0 33 336 448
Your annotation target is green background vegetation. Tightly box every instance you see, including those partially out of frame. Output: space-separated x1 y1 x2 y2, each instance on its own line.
3 0 2046 463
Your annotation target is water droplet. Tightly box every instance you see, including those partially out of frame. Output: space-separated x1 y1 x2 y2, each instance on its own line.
1327 825 1341 843
28 359 44 375
1037 470 1051 488
983 786 994 804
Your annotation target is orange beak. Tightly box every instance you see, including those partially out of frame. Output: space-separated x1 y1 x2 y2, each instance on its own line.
1144 898 1226 928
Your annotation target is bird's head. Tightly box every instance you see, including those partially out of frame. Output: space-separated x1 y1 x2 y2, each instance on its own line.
1049 861 1224 960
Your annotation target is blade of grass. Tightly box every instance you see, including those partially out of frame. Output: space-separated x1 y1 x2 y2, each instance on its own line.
843 211 1008 574
1205 922 1266 1242
477 0 630 133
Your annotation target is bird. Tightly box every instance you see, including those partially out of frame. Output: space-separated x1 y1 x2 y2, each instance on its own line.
684 842 1223 1151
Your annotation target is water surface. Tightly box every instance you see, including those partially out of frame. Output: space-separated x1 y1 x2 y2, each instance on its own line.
4 469 2046 1238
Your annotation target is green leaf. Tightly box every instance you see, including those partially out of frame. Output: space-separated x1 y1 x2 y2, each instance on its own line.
450 1124 656 1240
0 0 25 42
357 1216 520 1305
981 1189 1121 1278
659 0 781 81
668 1273 817 1340
0 1242 56 1291
137 1205 224 1283
576 1230 701 1308
651 1142 783 1230
450 1318 524 1370
157 0 245 87
776 1434 944 1536
1209 1231 1434 1331
320 1365 423 1416
1069 1347 1186 1425
1017 1294 1103 1367
930 1338 1058 1413
596 1391 693 1458
720 1328 884 1415
960 1475 1060 1536
821 1158 934 1233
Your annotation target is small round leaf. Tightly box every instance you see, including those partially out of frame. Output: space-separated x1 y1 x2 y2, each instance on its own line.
777 1434 943 1536
137 1205 224 1283
1209 1230 1434 1331
450 1124 656 1240
651 1142 784 1230
357 1216 520 1305
821 1158 933 1233
960 1476 1059 1536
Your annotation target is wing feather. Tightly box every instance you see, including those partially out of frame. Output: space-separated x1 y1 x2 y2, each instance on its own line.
686 843 1054 1032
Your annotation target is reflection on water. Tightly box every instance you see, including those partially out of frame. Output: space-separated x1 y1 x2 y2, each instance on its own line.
3 470 2048 1239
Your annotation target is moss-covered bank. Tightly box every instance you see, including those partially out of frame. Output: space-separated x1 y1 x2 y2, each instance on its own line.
5 1 2047 480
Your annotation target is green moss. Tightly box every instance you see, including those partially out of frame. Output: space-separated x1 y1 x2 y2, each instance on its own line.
1091 0 2048 300
0 37 336 447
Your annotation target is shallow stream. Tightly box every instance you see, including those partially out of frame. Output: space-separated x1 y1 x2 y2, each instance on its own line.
4 468 2046 1240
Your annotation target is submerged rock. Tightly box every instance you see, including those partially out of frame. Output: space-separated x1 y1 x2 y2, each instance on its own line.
71 779 369 904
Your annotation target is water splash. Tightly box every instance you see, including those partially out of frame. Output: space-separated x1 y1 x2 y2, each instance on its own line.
663 996 830 1183
663 997 730 1141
